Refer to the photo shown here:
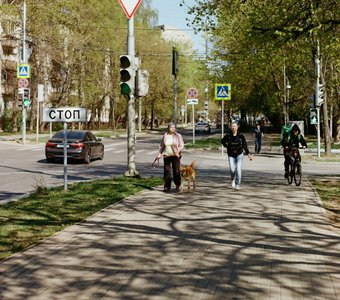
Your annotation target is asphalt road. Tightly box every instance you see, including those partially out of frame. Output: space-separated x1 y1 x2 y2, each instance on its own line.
1 129 338 204
0 133 164 203
0 129 217 203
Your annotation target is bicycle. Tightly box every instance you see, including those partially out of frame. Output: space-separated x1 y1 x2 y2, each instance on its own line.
287 147 302 186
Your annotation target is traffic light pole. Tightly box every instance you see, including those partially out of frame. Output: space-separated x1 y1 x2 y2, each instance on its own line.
22 0 27 145
315 41 321 159
125 16 139 177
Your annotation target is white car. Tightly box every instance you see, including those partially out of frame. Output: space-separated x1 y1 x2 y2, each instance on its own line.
195 122 211 133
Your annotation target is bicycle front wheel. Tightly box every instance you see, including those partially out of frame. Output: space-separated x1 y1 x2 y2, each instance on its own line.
293 162 302 186
287 163 293 185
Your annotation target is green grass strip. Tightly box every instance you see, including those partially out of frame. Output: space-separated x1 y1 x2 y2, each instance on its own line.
185 138 221 149
0 176 162 260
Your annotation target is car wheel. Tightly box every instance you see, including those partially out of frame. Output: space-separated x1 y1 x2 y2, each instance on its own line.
46 157 54 163
84 150 91 164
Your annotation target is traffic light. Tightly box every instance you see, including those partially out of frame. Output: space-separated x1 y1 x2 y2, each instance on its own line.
137 69 149 97
205 101 208 111
22 89 31 107
172 47 179 76
315 80 324 107
120 55 135 96
310 108 318 125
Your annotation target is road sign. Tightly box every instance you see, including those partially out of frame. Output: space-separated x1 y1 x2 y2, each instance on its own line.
187 98 198 105
43 107 87 123
18 78 29 88
17 64 30 78
187 87 199 99
215 83 231 100
118 0 142 19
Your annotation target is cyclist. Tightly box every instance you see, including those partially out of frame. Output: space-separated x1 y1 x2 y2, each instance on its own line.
280 124 307 178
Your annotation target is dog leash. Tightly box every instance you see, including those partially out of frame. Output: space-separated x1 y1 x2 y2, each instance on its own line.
152 157 160 168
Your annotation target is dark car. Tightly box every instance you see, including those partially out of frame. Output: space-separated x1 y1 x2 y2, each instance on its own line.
45 130 104 163
195 122 211 133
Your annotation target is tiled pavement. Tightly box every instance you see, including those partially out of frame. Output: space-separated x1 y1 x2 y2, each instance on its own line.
0 152 339 299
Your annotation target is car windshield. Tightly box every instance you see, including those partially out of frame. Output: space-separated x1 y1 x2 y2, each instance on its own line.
52 131 85 140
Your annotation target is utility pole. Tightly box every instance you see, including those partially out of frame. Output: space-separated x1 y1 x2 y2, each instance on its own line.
22 0 27 145
315 40 322 159
204 22 209 121
125 16 139 177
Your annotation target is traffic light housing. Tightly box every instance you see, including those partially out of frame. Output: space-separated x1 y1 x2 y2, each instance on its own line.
18 88 30 107
172 47 179 76
137 69 149 97
310 108 318 125
120 55 135 96
315 81 324 107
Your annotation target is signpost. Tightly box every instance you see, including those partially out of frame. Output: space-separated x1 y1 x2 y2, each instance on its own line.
215 83 232 155
43 107 87 191
118 0 142 177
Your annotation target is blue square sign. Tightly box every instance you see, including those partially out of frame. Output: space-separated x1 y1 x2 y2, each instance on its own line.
215 84 231 100
17 64 30 78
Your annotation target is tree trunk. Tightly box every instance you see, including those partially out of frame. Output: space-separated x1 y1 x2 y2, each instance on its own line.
321 68 332 155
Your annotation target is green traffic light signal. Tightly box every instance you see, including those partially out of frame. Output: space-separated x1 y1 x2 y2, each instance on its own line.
121 82 131 95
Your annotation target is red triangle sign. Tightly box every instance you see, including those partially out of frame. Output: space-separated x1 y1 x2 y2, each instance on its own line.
118 0 142 19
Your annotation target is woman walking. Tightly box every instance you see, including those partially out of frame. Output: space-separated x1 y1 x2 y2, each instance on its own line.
221 122 253 190
157 123 184 192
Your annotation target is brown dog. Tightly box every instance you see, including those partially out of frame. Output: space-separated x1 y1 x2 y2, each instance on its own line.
179 161 196 192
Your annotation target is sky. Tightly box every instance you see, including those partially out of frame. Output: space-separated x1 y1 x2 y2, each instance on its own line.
149 0 206 54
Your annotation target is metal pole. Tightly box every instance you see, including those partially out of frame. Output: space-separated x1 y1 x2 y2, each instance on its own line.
315 41 321 160
138 96 142 133
22 0 27 145
192 104 195 145
283 64 287 126
221 100 224 156
63 122 68 191
317 107 321 159
36 100 39 142
125 16 139 177
174 74 177 128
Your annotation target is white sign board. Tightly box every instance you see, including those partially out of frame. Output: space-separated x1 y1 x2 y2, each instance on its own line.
187 98 198 105
118 0 142 19
43 107 87 123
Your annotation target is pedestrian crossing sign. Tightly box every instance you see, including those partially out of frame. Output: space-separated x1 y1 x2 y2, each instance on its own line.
215 83 231 100
17 64 30 78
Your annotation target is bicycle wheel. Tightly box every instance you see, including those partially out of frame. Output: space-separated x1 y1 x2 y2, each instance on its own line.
293 162 302 186
287 163 293 185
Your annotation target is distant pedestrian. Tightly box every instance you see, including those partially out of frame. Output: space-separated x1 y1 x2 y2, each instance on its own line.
221 122 253 190
254 123 264 154
156 123 184 192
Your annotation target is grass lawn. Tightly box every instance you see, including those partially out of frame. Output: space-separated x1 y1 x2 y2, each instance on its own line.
310 177 340 227
0 176 162 260
185 138 221 150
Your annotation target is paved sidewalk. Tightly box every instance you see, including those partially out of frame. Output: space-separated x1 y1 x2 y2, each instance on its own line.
0 152 339 299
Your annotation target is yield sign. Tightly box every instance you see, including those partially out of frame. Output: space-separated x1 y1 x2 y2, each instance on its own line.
118 0 142 19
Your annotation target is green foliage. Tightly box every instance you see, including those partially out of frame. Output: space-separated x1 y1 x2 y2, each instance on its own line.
186 0 340 133
1 0 206 131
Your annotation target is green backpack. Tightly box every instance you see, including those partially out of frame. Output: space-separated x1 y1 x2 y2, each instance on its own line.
280 125 292 146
